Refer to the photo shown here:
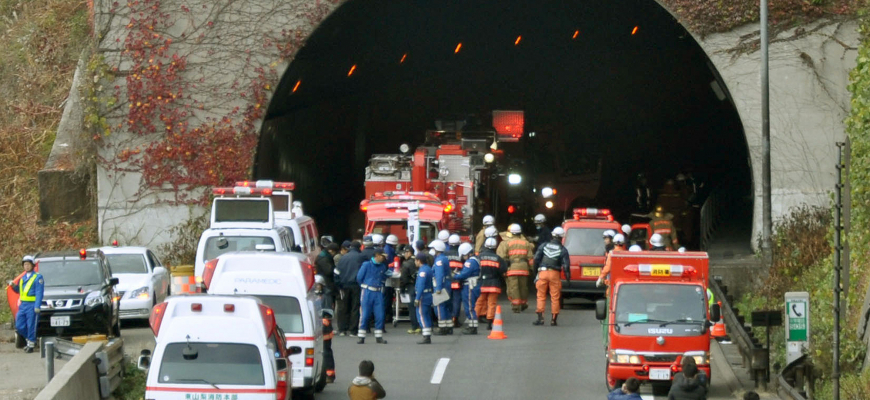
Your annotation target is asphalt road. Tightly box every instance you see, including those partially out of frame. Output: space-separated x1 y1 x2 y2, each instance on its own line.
7 297 736 400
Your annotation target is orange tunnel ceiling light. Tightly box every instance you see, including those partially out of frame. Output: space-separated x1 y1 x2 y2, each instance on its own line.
400 53 407 63
515 36 522 45
573 30 579 39
292 80 301 93
454 42 462 53
348 64 357 76
632 26 639 35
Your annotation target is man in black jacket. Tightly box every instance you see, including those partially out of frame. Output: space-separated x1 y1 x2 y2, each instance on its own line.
335 241 365 336
667 357 707 400
398 245 420 334
315 243 339 310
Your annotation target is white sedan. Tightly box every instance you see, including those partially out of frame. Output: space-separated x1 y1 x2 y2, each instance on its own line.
92 245 171 320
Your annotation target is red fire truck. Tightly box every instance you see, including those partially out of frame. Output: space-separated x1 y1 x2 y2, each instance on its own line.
560 208 623 300
360 191 446 245
595 250 720 391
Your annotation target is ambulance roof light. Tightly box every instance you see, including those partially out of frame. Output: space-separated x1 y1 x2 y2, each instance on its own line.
191 303 202 312
212 187 273 196
234 180 295 190
149 301 168 336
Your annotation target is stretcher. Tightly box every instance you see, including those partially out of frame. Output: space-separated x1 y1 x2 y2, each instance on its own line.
390 277 411 327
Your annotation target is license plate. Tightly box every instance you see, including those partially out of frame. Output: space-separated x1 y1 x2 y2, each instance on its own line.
50 316 70 327
649 368 671 380
582 267 601 277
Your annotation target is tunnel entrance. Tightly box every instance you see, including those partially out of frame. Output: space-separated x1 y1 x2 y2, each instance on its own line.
255 0 752 250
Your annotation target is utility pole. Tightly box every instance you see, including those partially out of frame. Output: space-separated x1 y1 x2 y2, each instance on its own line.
834 142 845 400
760 0 773 267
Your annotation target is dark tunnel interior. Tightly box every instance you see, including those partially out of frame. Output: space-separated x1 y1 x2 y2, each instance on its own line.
254 0 753 248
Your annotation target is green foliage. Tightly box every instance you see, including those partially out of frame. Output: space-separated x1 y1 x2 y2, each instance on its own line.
157 212 208 267
115 362 146 400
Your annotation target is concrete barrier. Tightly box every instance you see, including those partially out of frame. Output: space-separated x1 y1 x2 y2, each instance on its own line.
34 342 102 400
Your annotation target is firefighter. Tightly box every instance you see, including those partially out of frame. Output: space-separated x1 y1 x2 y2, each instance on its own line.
533 214 551 252
649 205 679 250
372 233 385 250
533 227 570 326
322 309 336 383
414 252 435 344
597 234 627 288
497 224 535 313
446 234 463 328
474 215 496 254
603 230 616 253
356 249 392 344
635 172 652 213
621 224 632 239
476 237 508 330
429 240 453 335
437 230 450 243
453 242 480 334
649 233 667 251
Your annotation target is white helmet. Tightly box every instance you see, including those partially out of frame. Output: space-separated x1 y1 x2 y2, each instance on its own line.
650 233 665 247
372 234 385 245
485 226 498 238
437 230 450 241
386 234 399 246
314 274 326 285
483 215 495 226
458 243 474 256
509 223 522 234
448 234 461 246
678 247 686 253
622 224 632 235
484 237 498 249
534 214 546 224
21 255 34 264
428 240 446 252
603 230 616 238
552 227 565 237
613 234 625 245
629 245 642 252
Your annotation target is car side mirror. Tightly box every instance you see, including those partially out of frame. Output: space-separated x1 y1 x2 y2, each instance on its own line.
595 299 607 321
109 277 120 286
710 303 721 322
153 266 166 274
137 349 151 371
275 358 289 370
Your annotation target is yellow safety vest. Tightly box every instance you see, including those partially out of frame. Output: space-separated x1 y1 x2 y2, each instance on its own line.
19 273 39 302
707 288 714 308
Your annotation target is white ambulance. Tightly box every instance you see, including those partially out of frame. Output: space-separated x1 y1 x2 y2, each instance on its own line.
194 187 296 282
204 252 326 398
139 295 292 400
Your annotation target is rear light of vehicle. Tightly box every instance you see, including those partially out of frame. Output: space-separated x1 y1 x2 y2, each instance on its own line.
79 249 87 260
259 304 277 337
202 259 219 289
305 348 315 367
112 240 119 247
507 205 516 214
149 302 168 336
191 303 202 312
224 304 235 312
299 261 315 291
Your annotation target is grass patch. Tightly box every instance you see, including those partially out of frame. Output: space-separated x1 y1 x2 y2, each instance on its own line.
115 362 147 400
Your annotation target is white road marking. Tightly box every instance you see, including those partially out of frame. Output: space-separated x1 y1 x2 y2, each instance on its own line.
430 357 450 384
640 395 656 400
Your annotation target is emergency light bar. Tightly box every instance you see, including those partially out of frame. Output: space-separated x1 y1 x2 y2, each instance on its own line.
235 180 295 190
573 208 613 221
623 264 696 278
213 186 273 196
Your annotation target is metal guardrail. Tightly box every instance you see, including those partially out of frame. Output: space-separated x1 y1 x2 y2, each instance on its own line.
777 354 812 400
42 337 125 399
709 276 770 388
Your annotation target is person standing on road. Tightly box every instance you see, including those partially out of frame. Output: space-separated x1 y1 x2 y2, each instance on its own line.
667 357 708 400
649 233 668 251
429 240 453 335
348 360 386 399
356 249 392 344
361 235 376 260
497 224 535 313
533 214 551 252
382 235 399 326
336 240 351 265
597 234 628 289
399 246 421 334
607 377 642 400
453 243 481 334
316 243 339 310
477 238 508 330
322 309 336 383
446 234 463 328
414 252 435 344
533 227 570 326
650 205 679 250
474 215 495 254
335 241 364 336
8 255 43 353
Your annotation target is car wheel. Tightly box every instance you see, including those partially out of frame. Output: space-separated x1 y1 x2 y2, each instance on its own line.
605 360 624 392
314 365 328 392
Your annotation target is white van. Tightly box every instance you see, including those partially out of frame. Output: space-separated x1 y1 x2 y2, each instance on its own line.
276 214 320 264
140 295 292 400
205 252 326 398
194 192 296 280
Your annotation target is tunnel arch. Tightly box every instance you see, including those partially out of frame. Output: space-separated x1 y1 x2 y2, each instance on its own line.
255 0 753 248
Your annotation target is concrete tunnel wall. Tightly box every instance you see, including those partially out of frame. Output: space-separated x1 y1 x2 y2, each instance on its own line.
87 0 859 253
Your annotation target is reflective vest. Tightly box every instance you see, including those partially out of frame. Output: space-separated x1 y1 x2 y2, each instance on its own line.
19 273 39 302
707 288 714 308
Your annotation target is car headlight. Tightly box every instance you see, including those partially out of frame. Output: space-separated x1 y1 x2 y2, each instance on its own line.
130 286 150 300
85 292 104 307
685 351 710 366
608 350 641 364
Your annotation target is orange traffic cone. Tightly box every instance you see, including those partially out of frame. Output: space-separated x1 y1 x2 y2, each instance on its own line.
487 305 508 340
711 301 727 339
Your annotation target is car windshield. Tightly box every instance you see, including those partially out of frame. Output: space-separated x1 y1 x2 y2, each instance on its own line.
38 260 103 287
563 228 608 256
370 221 437 244
615 284 707 325
252 295 304 334
158 343 264 385
106 254 148 274
203 236 276 261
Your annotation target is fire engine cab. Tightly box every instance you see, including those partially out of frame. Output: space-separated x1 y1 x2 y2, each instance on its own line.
141 295 292 400
360 191 445 245
560 208 622 299
595 251 720 391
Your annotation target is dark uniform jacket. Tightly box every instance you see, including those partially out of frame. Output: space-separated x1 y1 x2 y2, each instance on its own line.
667 372 707 400
335 248 365 289
533 239 571 280
478 248 508 290
399 258 418 294
315 250 336 290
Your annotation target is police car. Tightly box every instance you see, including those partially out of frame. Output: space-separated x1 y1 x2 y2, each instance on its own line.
204 252 325 398
195 187 296 282
141 295 292 400
34 250 121 338
91 242 170 320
